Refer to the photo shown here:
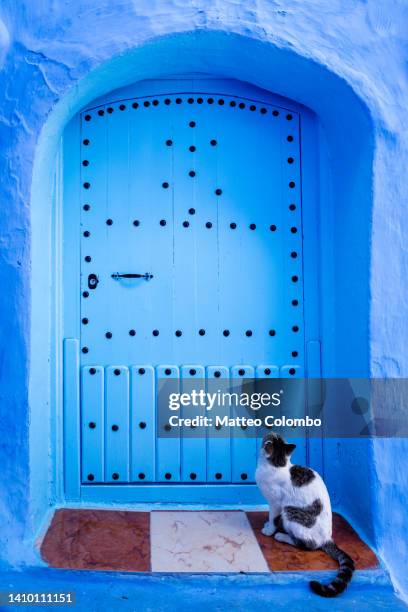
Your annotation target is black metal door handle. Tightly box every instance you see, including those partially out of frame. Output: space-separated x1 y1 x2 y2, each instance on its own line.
111 273 153 280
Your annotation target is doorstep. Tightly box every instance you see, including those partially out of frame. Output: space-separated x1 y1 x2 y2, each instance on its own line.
40 509 378 573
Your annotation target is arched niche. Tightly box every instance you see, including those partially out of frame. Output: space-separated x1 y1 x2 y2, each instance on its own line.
28 30 375 558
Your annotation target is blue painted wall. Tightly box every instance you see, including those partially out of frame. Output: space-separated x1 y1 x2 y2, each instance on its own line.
0 0 407 603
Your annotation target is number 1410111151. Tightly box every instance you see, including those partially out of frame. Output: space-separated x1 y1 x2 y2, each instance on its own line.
0 592 75 606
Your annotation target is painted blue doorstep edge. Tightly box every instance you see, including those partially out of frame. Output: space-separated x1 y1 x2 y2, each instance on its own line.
1 568 406 612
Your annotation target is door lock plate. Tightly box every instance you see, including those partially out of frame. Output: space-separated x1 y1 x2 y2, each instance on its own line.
88 273 99 289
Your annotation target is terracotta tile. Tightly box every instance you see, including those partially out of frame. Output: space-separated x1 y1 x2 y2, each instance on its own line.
247 511 378 571
41 509 150 572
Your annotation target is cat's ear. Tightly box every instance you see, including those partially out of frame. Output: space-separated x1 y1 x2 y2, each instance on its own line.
286 443 296 455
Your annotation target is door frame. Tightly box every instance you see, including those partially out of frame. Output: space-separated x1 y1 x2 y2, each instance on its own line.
59 77 321 505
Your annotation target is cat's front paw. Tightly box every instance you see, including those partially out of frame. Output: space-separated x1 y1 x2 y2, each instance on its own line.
261 521 274 537
274 532 287 543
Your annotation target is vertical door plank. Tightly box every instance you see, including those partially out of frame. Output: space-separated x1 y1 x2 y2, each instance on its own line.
103 104 131 365
173 103 197 365
80 107 108 367
105 365 130 482
255 364 279 455
81 365 104 483
130 365 156 482
194 103 220 366
180 365 206 482
231 365 257 483
280 364 306 465
156 365 181 482
206 365 231 483
130 101 174 366
279 111 304 373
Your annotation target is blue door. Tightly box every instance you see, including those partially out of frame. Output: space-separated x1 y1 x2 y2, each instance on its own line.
63 78 320 501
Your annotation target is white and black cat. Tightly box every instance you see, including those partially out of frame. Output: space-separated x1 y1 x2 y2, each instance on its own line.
255 433 354 597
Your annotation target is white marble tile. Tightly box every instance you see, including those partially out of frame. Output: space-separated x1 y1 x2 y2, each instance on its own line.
150 511 269 573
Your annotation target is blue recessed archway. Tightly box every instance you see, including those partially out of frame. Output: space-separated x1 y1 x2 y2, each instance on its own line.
26 30 374 568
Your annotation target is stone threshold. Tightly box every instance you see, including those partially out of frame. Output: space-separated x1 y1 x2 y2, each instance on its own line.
40 509 378 573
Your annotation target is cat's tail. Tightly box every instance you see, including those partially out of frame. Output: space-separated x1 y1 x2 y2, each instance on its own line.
309 541 355 598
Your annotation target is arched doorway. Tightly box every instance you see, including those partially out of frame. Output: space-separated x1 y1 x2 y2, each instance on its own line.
62 77 320 503
24 30 375 566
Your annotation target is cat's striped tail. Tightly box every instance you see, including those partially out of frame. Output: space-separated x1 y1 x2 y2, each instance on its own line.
310 541 355 597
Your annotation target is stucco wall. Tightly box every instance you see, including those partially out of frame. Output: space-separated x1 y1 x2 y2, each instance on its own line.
0 0 407 601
